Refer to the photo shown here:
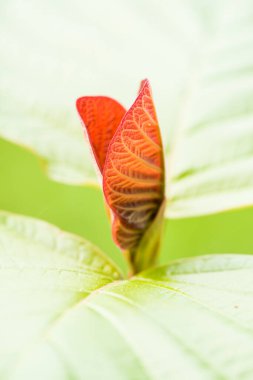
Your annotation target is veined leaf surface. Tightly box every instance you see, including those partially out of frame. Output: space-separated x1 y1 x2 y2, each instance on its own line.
1 212 253 379
0 0 209 184
1 0 253 218
103 80 164 251
166 0 253 218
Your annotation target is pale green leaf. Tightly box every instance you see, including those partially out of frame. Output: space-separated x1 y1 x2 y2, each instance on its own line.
2 0 253 219
0 212 121 379
1 212 253 379
167 0 253 217
0 0 215 184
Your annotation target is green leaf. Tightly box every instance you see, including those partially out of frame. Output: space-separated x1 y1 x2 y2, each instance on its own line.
167 0 253 217
0 212 121 379
2 0 253 219
0 0 215 184
1 212 253 379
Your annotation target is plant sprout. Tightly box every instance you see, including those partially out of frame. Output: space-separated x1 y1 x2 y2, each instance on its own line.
77 79 165 274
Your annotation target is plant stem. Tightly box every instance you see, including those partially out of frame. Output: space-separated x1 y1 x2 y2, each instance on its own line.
124 201 165 276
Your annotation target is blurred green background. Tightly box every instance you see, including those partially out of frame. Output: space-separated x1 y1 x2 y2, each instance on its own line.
1 136 253 273
1 0 253 275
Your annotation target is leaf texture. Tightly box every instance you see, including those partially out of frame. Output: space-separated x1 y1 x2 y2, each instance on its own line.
76 97 126 173
6 0 253 221
166 0 253 218
103 80 165 250
1 213 253 379
0 0 200 184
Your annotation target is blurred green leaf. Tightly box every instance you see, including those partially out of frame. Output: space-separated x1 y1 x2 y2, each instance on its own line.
1 0 253 220
1 212 253 379
0 0 217 184
2 137 253 269
167 0 253 217
0 137 126 271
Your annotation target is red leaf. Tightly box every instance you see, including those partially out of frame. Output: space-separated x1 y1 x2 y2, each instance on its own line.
76 96 126 173
103 79 165 251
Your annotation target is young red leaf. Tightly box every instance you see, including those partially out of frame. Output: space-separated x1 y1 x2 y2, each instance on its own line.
76 80 165 274
103 80 165 252
76 96 126 173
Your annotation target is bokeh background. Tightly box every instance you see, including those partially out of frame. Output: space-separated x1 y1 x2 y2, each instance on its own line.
1 137 253 274
1 0 253 273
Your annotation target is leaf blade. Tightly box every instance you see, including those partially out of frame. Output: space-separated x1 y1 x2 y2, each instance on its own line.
0 0 205 184
103 80 165 250
76 96 126 173
166 1 253 218
1 216 252 379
